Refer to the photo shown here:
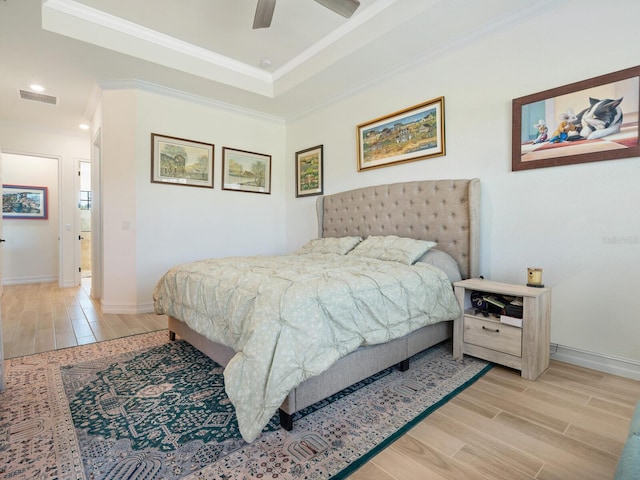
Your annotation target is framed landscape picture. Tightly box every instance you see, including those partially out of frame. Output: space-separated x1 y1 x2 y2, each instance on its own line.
151 133 214 188
222 147 271 194
295 145 323 197
512 65 640 171
2 185 48 219
357 97 445 171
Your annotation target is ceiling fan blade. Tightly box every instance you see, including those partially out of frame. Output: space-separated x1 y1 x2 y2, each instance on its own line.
253 0 276 29
314 0 360 18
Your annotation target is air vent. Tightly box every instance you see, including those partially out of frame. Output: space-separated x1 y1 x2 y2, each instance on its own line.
18 89 58 105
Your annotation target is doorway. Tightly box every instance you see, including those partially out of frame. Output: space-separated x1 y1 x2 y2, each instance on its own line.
1 152 60 285
78 161 92 278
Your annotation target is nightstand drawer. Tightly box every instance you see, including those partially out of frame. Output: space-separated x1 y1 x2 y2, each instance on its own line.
463 316 522 357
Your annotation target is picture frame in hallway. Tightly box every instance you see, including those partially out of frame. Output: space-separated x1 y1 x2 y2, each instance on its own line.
222 147 271 194
151 133 214 188
356 96 445 171
295 144 323 197
2 185 48 220
512 65 640 171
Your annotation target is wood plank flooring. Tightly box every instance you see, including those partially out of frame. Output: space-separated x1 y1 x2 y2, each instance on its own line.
353 360 639 479
1 280 166 358
1 281 638 478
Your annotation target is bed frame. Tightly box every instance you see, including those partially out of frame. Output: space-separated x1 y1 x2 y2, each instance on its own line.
168 178 480 431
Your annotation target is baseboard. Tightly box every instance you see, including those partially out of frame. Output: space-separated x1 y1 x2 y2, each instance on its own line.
100 301 155 315
2 275 58 285
550 344 640 381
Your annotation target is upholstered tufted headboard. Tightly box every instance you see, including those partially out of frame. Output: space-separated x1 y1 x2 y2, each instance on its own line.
316 179 480 279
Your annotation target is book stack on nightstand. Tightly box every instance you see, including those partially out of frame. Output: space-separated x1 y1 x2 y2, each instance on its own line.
453 278 551 381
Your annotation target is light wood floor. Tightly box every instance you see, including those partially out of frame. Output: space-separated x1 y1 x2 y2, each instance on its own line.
354 360 639 480
1 282 638 478
1 280 166 359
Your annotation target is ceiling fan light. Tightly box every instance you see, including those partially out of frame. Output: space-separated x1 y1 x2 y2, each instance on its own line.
314 0 360 18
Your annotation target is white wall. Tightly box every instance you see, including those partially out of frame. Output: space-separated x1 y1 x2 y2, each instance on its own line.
285 0 640 371
100 90 137 312
2 153 59 284
0 125 90 287
2 0 636 377
98 89 287 312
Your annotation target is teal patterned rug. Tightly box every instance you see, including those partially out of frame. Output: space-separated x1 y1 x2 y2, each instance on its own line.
0 330 490 480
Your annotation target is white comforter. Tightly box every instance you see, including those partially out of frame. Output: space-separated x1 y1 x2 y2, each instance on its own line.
153 253 460 442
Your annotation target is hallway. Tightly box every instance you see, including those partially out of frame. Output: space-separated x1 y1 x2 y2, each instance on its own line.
1 280 166 359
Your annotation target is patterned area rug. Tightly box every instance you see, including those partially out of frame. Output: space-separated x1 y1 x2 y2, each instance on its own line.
0 330 490 479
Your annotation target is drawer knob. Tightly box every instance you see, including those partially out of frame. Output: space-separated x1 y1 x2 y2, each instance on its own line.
482 326 500 333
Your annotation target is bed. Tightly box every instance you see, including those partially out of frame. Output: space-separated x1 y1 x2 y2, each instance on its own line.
154 178 480 443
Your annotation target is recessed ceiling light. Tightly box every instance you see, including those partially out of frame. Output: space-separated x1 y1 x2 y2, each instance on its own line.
30 84 45 92
259 59 272 69
79 123 90 130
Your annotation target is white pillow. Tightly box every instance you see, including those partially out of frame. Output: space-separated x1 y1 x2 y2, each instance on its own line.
416 248 462 282
295 236 362 255
348 235 437 265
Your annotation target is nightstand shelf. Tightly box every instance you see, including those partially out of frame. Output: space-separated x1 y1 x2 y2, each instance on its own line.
453 278 551 380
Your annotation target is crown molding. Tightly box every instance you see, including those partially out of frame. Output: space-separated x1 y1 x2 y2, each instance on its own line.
273 0 397 82
42 0 274 96
41 0 399 101
83 82 102 122
99 79 285 124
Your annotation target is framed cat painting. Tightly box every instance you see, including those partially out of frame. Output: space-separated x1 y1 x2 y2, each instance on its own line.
512 65 640 171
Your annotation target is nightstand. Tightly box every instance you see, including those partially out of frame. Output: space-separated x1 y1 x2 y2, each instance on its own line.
453 278 551 380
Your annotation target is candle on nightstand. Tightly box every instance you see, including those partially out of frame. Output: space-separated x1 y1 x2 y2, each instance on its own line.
527 267 544 287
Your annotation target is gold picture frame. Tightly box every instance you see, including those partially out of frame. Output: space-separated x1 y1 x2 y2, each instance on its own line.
357 97 445 171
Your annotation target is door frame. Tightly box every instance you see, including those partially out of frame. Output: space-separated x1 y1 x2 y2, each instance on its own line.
74 158 91 286
90 128 103 300
2 150 62 286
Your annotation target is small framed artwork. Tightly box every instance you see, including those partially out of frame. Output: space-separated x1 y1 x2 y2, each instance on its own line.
222 147 271 194
357 96 445 171
2 185 48 219
295 145 323 197
151 133 214 188
512 65 640 171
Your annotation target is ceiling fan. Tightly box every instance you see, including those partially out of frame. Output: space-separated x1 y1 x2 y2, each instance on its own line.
253 0 361 29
